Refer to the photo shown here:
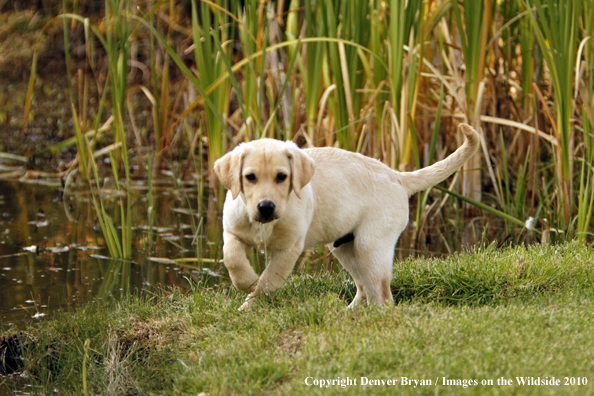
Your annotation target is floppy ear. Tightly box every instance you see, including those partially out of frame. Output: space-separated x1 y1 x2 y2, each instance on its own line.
285 143 315 199
214 146 246 200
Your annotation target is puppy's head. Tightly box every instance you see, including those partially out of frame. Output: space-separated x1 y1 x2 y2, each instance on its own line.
214 139 315 223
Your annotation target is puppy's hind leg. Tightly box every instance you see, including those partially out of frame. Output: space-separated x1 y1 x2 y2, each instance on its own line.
330 242 367 309
354 240 395 307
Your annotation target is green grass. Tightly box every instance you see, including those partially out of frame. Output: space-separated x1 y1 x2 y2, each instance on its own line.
2 242 594 395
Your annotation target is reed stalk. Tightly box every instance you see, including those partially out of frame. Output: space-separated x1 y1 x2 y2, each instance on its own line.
525 0 582 229
451 0 492 212
302 0 325 144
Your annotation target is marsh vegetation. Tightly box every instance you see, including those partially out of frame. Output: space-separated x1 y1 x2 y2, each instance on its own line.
2 0 593 251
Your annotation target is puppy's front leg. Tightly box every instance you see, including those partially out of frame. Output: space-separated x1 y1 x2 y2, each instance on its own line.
240 243 302 310
222 231 259 293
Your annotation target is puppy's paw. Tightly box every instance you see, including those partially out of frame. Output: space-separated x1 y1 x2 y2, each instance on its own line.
238 294 257 311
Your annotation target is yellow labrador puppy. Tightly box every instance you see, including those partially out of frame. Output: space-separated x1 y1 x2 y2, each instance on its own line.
214 123 480 309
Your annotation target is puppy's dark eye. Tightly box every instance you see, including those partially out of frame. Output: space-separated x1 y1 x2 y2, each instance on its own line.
276 173 287 182
245 174 256 182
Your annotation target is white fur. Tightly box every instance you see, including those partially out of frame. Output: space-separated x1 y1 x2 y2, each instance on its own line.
214 124 480 309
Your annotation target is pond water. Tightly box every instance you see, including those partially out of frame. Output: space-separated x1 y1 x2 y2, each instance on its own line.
0 179 224 328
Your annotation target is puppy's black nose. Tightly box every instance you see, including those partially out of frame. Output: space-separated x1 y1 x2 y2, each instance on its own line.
257 200 276 220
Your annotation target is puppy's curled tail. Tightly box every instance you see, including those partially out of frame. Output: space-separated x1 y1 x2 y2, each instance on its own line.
397 123 480 196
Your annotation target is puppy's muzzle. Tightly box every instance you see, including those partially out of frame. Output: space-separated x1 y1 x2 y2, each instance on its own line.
256 200 276 223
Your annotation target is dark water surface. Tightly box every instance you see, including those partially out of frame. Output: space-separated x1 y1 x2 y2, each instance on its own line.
0 179 223 328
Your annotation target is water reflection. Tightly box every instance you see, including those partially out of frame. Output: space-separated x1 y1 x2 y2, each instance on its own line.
0 180 223 327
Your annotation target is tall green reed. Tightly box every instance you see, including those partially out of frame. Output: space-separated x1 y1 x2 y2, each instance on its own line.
300 0 325 144
388 0 423 169
191 0 232 166
320 1 350 149
60 0 138 258
574 3 594 240
451 0 492 210
525 0 582 229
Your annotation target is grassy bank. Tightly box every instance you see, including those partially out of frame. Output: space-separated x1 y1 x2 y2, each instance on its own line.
2 241 593 395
